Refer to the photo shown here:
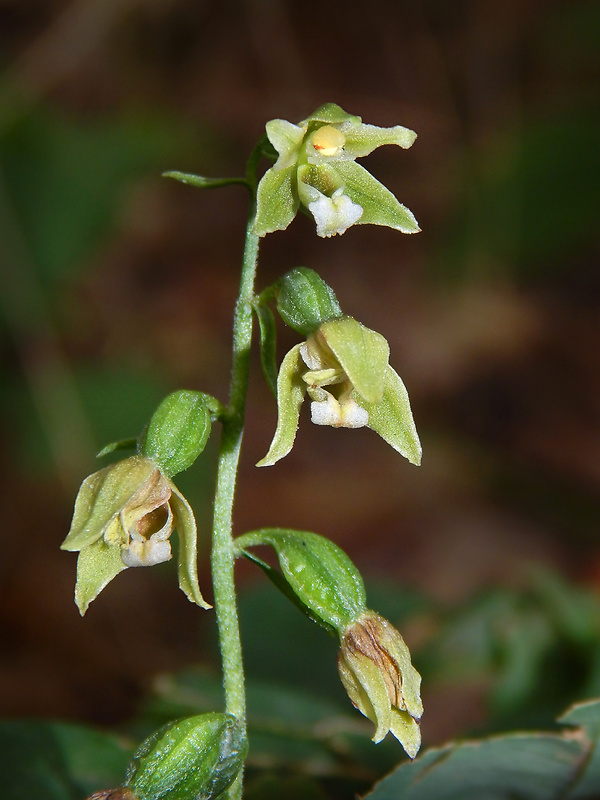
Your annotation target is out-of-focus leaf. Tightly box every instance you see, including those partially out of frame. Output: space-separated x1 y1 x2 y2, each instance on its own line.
140 668 400 780
0 720 132 800
0 108 206 283
365 699 600 800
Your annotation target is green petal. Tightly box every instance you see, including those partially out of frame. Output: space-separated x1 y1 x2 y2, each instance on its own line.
334 161 420 234
170 482 211 609
304 103 361 127
318 318 389 404
347 654 393 743
62 456 156 551
343 123 417 158
256 344 306 466
74 538 127 616
254 165 299 237
265 119 305 168
389 709 422 759
356 365 421 465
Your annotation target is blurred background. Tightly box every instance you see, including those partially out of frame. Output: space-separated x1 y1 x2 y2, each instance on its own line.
1 0 599 769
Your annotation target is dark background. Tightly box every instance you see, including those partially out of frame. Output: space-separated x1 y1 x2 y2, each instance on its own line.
1 0 599 749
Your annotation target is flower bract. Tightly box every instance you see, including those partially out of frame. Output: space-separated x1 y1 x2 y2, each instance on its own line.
254 103 420 238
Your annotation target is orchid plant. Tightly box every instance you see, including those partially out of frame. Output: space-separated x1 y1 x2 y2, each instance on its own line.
63 103 423 800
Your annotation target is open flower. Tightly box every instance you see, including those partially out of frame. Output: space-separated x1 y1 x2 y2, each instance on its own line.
254 103 420 238
61 455 210 614
337 611 423 758
257 316 421 467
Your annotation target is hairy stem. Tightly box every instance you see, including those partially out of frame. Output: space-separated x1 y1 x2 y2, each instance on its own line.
211 206 259 733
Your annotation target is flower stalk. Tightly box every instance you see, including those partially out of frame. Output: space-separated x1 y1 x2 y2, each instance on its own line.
210 205 259 751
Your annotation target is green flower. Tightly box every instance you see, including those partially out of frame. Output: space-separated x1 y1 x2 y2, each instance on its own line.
254 103 419 238
337 611 423 757
257 316 421 467
61 455 210 615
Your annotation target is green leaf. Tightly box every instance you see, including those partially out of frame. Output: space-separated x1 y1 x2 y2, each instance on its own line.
235 528 367 632
162 171 249 190
97 438 138 458
170 483 211 609
256 344 306 466
74 536 127 615
318 317 389 404
254 164 299 237
355 365 421 466
140 390 212 477
253 303 278 396
365 699 600 800
335 161 420 234
0 720 133 800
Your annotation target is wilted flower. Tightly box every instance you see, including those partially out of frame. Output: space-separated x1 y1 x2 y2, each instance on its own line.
337 611 423 758
257 316 421 467
61 455 210 615
254 103 419 238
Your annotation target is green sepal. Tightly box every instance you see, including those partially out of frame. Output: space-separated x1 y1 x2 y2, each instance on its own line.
334 161 420 234
139 390 212 478
162 171 249 190
252 303 278 396
170 482 211 609
235 528 367 633
276 267 342 335
256 344 306 467
96 438 138 458
124 712 247 800
303 103 362 127
254 164 299 236
343 123 417 159
62 456 156 552
74 537 127 616
355 365 422 465
318 317 389 404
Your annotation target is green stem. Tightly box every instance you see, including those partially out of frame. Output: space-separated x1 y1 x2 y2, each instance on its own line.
211 205 259 731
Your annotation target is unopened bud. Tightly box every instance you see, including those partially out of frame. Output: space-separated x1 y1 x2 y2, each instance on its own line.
125 713 247 800
337 611 423 757
140 390 212 478
276 267 342 335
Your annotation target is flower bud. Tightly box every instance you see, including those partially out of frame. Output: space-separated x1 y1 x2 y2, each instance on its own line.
124 713 247 800
235 528 367 633
276 267 342 335
139 390 212 478
337 611 423 757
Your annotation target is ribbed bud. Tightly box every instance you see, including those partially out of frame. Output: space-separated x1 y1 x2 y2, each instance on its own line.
125 713 247 800
140 390 212 478
236 528 367 633
276 267 342 335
